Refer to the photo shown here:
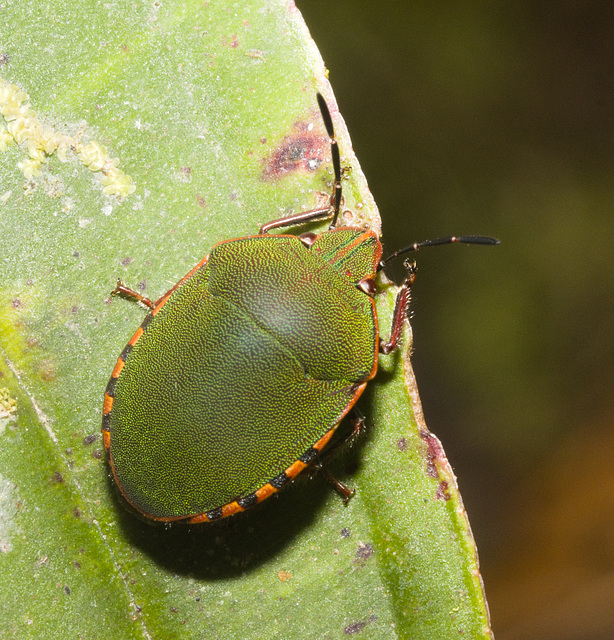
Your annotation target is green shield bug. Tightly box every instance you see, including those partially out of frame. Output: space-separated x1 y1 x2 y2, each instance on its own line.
102 93 498 524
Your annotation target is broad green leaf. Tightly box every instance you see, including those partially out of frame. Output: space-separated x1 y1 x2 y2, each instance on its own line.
0 1 492 638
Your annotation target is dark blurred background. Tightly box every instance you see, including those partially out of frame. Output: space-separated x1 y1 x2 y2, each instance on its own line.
296 2 614 638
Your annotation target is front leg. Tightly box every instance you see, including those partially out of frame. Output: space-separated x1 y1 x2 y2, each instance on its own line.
380 261 417 355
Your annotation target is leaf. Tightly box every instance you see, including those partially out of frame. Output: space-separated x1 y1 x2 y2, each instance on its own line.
0 1 492 638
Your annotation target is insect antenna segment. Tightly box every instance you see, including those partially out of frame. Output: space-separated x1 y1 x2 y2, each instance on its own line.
379 235 500 272
316 93 342 229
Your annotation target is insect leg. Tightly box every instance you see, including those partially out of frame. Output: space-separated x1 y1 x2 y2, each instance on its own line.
379 261 417 355
312 409 366 504
111 280 155 309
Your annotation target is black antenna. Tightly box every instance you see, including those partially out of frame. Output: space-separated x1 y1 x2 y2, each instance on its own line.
378 235 500 271
316 93 342 228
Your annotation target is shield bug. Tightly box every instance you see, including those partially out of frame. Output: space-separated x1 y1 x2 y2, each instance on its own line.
102 93 498 523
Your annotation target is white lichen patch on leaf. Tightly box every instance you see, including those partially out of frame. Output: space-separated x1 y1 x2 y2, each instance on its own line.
0 388 16 415
0 388 17 438
0 473 19 554
0 77 136 196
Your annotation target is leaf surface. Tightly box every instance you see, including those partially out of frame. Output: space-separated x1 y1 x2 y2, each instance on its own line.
0 1 491 638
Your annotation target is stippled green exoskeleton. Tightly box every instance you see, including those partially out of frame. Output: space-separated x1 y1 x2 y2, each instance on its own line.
102 94 497 523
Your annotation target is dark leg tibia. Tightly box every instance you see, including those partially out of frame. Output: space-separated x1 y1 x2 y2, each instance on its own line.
259 205 333 235
380 261 417 355
111 280 155 309
314 409 366 504
318 466 355 504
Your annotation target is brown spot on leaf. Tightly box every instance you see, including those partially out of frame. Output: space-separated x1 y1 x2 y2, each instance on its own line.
354 542 374 564
262 117 328 181
221 34 239 48
421 430 454 500
420 429 445 479
38 359 57 382
344 615 377 634
435 481 451 501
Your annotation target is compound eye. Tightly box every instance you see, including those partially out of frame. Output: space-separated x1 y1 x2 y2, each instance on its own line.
357 277 376 297
298 232 318 247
